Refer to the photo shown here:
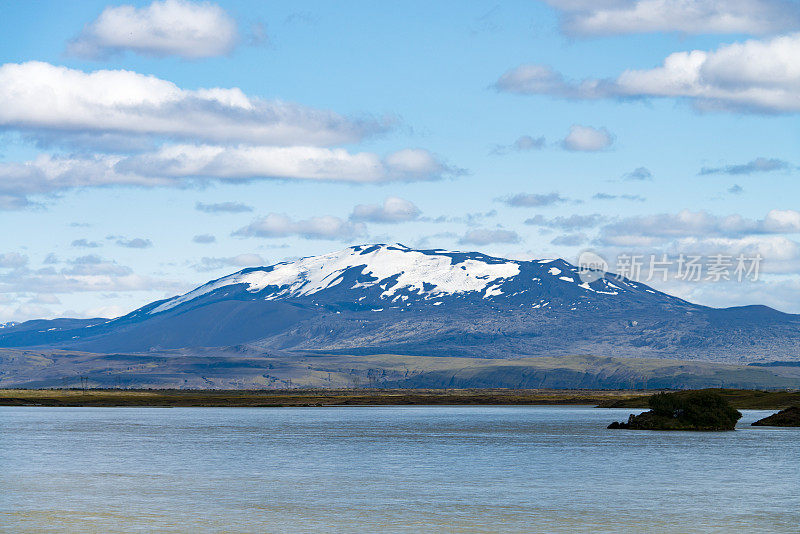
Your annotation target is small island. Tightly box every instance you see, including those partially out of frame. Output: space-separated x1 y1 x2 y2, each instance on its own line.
608 391 742 431
751 406 800 427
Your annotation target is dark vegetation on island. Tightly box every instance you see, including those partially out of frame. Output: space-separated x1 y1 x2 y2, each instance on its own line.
0 387 798 409
751 406 800 427
608 391 742 431
597 388 800 410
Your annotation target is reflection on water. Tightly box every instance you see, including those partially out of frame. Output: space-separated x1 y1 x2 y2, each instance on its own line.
1 406 798 533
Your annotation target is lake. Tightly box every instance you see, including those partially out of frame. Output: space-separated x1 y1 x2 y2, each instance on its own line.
1 406 798 533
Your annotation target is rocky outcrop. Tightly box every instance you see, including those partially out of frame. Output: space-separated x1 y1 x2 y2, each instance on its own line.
751 406 800 427
608 391 742 431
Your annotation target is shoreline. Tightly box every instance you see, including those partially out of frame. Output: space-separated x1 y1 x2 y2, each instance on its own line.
1 388 798 409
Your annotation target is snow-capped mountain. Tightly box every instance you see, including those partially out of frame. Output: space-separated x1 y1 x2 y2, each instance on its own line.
145 243 678 314
1 244 799 362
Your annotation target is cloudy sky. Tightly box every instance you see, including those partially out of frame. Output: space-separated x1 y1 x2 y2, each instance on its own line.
1 0 800 321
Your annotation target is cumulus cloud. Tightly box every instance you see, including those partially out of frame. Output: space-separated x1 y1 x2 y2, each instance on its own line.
116 238 153 249
427 210 498 226
71 239 101 248
192 234 216 244
550 233 589 246
0 146 453 207
350 197 421 223
68 0 239 59
0 255 186 322
543 0 800 37
0 62 457 209
597 209 800 246
562 125 614 151
669 235 800 263
117 145 451 183
195 201 253 213
624 167 653 180
459 228 520 245
233 213 367 241
700 157 792 175
525 213 606 229
28 293 61 305
0 194 36 211
490 135 546 155
0 62 381 147
495 65 579 96
64 254 133 276
0 252 28 269
0 263 181 296
495 33 800 113
501 192 570 207
193 253 266 272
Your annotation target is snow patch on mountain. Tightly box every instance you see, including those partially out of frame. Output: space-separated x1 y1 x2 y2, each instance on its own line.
151 244 521 314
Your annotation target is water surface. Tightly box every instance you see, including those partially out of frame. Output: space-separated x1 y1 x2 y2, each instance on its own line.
1 406 797 533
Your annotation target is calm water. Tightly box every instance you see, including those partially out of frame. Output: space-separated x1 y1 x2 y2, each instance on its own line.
1 406 798 533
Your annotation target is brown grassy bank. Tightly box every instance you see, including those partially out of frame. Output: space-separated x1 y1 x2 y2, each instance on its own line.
0 388 649 407
0 387 797 408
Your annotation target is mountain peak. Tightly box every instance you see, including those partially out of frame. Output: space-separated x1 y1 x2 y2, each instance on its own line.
145 243 675 317
150 243 524 314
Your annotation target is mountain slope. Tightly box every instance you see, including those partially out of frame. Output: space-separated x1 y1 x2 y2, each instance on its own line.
1 243 799 363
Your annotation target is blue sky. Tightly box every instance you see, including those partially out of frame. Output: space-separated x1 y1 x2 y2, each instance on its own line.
1 0 800 320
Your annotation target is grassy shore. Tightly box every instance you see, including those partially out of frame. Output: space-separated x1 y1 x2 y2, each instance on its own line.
0 388 649 407
0 388 797 408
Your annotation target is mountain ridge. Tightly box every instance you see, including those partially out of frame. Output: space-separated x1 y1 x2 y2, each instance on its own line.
1 244 798 366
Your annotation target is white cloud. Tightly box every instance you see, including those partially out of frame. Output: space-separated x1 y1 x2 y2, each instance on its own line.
233 213 367 241
0 260 181 296
118 145 449 183
0 61 379 147
593 192 646 202
544 0 800 37
459 229 521 245
624 167 653 180
116 238 153 249
192 234 216 244
71 239 102 248
193 253 266 272
490 135 546 155
598 209 800 246
350 197 421 223
670 235 800 270
550 233 588 246
0 303 54 323
0 253 28 269
501 192 570 207
497 33 800 113
68 0 239 59
0 195 36 211
0 145 452 206
0 62 457 210
562 125 614 151
526 214 606 229
29 294 61 305
700 157 792 175
195 201 253 213
495 64 574 96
